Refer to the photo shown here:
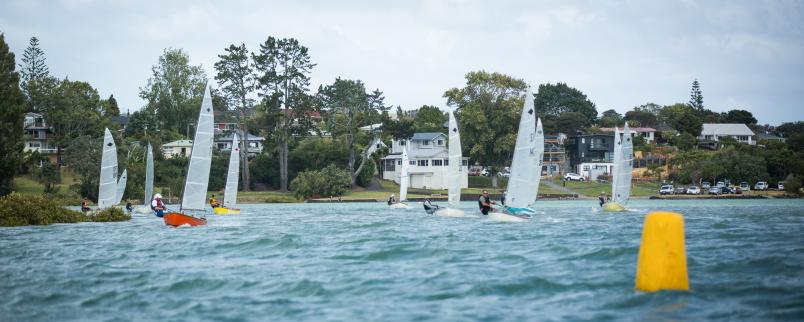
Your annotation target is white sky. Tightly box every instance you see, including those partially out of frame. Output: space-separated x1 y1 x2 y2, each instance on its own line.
2 0 803 125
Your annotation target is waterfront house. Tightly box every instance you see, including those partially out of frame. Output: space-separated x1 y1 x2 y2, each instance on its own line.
162 140 193 158
214 133 265 155
566 133 615 179
600 127 656 143
698 123 756 146
380 132 469 190
23 112 60 164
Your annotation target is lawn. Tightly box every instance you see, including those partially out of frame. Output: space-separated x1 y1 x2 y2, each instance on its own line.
552 179 661 197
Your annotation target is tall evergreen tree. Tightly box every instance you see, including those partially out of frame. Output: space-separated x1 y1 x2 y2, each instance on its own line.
0 33 27 195
104 94 120 116
253 37 316 192
214 43 255 191
689 79 704 112
19 37 50 111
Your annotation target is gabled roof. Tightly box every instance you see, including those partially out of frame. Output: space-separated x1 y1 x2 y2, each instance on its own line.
600 127 656 133
701 123 754 136
411 132 446 141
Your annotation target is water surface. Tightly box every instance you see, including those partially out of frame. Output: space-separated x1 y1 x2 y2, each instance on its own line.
1 199 803 321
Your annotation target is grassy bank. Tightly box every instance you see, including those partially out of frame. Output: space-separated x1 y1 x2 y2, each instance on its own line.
550 179 661 198
0 193 130 227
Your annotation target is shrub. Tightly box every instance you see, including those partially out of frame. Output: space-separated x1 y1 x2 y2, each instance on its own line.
0 193 130 226
290 164 351 199
355 157 376 187
784 174 803 195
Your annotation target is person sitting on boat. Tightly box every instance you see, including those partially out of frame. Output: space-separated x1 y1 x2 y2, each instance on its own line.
598 192 607 207
478 190 496 215
125 200 133 213
500 190 506 206
151 193 166 218
81 199 90 212
209 195 220 208
387 194 396 205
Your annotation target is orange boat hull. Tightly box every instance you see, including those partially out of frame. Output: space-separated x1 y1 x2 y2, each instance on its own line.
164 212 207 227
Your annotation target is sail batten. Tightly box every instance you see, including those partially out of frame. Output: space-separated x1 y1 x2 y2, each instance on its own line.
181 86 215 211
447 111 462 206
223 134 240 208
97 128 118 209
506 89 544 208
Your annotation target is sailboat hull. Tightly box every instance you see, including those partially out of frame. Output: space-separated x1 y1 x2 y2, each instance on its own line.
164 212 207 227
213 207 240 215
602 202 626 212
487 212 529 222
390 203 410 209
434 208 465 217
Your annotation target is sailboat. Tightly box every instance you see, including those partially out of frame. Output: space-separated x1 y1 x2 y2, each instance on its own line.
113 169 128 206
135 143 154 214
603 124 633 212
214 133 241 215
424 110 466 217
97 128 118 209
389 145 410 209
163 86 214 227
489 89 544 222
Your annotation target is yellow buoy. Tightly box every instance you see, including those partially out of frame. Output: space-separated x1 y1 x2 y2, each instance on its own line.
635 211 689 292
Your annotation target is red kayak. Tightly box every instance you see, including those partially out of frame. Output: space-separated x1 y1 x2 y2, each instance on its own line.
164 212 207 227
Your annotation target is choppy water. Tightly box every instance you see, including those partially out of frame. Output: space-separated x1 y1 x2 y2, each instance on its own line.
1 199 803 321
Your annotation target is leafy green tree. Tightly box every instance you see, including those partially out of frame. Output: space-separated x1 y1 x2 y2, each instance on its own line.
625 110 657 127
701 159 725 183
783 174 803 195
775 121 804 138
689 79 704 112
534 82 597 123
103 94 120 117
788 133 804 152
40 79 107 165
253 37 317 192
660 103 702 136
290 164 351 199
139 48 207 135
556 112 591 135
443 71 526 187
673 132 697 151
0 33 27 196
634 102 662 115
18 36 49 111
722 109 757 126
318 78 385 186
413 105 447 132
34 161 61 193
215 43 255 191
382 117 414 140
598 109 622 127
712 147 768 184
62 135 102 200
124 108 160 141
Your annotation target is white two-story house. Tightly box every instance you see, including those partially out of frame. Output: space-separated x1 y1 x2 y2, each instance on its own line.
380 132 469 190
23 112 60 163
698 123 756 145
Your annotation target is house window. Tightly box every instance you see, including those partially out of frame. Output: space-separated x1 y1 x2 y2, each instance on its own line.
397 160 402 165
462 160 468 166
249 142 258 148
181 148 187 155
422 141 429 146
581 152 585 158
444 159 449 166
418 160 429 167
400 140 406 146
581 138 586 144
409 161 416 165
583 165 590 171
437 140 443 145
432 159 443 166
735 135 748 141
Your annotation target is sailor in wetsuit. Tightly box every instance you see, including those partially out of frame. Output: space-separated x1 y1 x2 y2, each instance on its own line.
598 192 607 207
387 194 396 205
478 190 496 215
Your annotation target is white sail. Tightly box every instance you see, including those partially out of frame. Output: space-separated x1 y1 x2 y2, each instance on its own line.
610 126 622 203
144 143 154 206
114 169 127 205
97 128 118 209
181 86 215 210
506 88 544 208
399 144 409 202
223 133 240 208
447 111 463 206
614 124 634 204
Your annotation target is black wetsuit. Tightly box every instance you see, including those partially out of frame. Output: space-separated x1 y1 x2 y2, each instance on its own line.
478 195 492 215
599 196 606 207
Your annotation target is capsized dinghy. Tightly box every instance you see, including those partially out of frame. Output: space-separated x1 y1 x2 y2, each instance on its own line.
164 86 214 227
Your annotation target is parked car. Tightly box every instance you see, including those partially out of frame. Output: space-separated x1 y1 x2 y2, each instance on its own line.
675 186 686 194
721 187 732 194
754 181 768 190
701 181 711 189
716 181 726 188
687 186 701 195
480 168 490 177
739 182 750 191
778 182 785 190
659 185 674 195
468 168 481 176
708 187 721 195
498 171 511 178
564 173 584 181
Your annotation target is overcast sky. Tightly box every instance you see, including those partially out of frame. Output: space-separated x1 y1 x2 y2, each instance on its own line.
2 0 803 124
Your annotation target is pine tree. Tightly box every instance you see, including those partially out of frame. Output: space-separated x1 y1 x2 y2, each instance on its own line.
19 37 49 108
105 94 120 116
689 79 704 112
0 33 28 196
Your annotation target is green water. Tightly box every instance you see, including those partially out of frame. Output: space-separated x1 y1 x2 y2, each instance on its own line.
1 199 802 321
